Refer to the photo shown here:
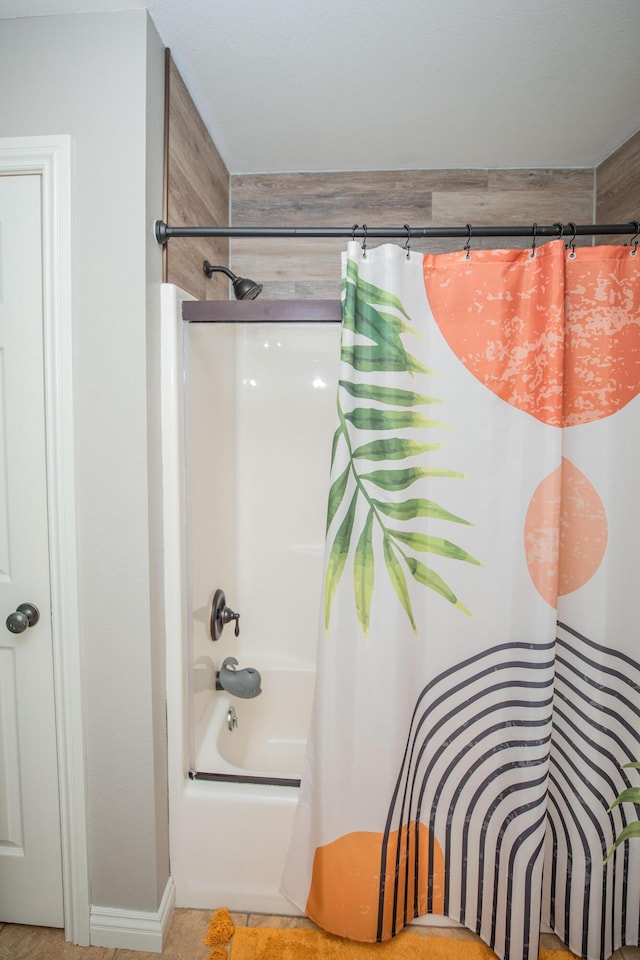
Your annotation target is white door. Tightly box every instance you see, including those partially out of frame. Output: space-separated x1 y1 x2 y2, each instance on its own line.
0 174 64 926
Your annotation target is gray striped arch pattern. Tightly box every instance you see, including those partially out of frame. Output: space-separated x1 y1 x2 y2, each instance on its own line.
379 627 640 960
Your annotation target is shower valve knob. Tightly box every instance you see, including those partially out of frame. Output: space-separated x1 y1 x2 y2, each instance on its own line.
209 589 241 641
221 607 240 637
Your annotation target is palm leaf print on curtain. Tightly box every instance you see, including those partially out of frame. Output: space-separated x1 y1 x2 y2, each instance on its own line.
324 256 481 636
281 240 640 960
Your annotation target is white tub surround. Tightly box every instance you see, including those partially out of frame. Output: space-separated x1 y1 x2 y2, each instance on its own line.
162 287 340 912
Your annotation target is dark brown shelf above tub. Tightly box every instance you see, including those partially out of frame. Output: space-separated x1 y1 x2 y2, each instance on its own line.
182 299 341 324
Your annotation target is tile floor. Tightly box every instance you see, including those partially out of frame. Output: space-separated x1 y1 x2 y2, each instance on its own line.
1 911 639 960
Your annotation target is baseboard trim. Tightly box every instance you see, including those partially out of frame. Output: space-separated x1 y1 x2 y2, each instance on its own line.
90 876 175 953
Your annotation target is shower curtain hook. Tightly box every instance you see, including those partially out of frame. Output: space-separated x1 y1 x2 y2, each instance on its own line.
530 223 538 259
464 224 472 261
567 222 577 260
352 224 358 243
628 220 639 256
404 224 411 259
362 224 368 258
553 222 564 241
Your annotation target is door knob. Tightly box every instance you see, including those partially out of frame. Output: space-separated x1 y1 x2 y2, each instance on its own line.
6 602 40 634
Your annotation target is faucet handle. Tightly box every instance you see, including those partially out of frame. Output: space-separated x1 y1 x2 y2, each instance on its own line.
209 589 241 641
221 606 240 637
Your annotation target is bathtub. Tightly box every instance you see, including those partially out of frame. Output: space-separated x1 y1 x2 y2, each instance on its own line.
170 667 315 914
194 668 315 786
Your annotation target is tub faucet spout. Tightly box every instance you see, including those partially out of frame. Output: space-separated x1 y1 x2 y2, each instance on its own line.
216 657 262 699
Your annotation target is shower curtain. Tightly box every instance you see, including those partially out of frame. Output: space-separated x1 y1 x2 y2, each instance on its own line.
280 238 640 960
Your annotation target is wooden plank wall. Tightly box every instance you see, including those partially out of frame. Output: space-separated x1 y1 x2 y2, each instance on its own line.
164 51 230 299
230 169 595 300
596 128 640 245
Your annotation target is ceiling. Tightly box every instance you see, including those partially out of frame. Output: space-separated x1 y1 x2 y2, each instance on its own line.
1 0 639 174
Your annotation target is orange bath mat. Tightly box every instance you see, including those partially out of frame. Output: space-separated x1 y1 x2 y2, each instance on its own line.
205 909 578 960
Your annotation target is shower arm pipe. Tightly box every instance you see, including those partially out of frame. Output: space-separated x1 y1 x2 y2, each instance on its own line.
155 220 638 243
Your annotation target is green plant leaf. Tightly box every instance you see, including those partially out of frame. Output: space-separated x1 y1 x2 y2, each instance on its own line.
383 537 416 632
324 489 358 633
338 381 441 407
345 408 447 431
352 439 441 461
355 300 405 353
354 509 375 635
341 344 407 373
604 821 640 863
343 268 435 376
334 261 478 626
372 498 472 525
330 424 344 468
342 338 435 377
361 467 465 490
342 281 356 332
389 530 482 566
622 762 640 769
607 787 640 810
405 352 434 376
342 307 356 334
341 339 435 379
355 302 436 376
405 556 472 616
345 262 412 320
376 309 420 338
326 463 350 532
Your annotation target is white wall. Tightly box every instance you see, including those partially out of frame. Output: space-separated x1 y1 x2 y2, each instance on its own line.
185 321 340 710
0 11 168 913
234 323 340 667
184 323 238 760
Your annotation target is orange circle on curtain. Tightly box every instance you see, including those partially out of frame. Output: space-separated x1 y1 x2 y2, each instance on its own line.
305 823 444 942
524 458 608 606
563 248 640 425
423 242 565 426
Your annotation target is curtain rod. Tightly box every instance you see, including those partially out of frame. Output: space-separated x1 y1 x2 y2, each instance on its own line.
154 220 639 243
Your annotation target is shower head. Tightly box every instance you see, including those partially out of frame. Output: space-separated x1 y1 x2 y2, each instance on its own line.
202 261 263 300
